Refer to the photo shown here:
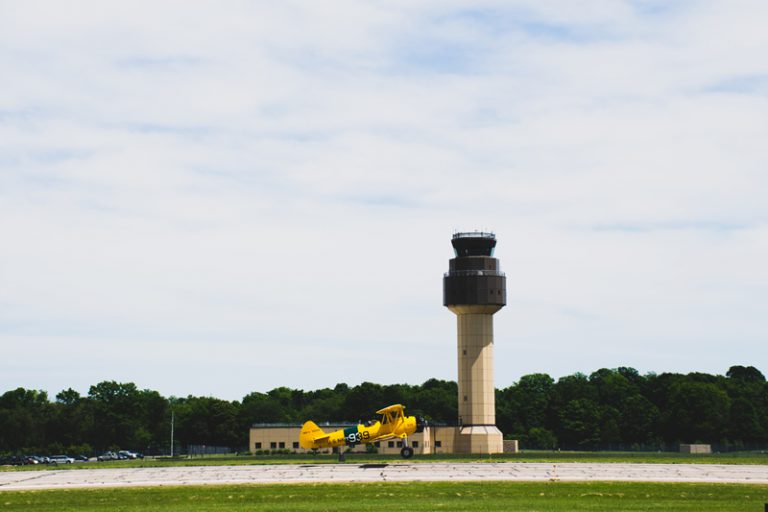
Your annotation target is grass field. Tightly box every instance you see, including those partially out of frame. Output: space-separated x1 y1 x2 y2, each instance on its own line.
4 450 766 472
1 481 767 511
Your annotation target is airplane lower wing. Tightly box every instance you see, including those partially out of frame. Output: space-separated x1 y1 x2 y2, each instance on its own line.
370 432 406 443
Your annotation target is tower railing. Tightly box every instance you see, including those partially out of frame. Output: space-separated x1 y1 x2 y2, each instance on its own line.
444 270 505 277
452 231 495 239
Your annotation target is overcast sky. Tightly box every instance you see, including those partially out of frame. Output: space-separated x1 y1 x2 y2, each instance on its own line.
1 1 767 401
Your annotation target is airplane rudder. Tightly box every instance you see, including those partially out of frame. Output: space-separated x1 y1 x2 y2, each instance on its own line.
302 420 322 432
299 420 324 449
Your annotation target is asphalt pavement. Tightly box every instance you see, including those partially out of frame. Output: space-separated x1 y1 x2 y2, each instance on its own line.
1 462 767 491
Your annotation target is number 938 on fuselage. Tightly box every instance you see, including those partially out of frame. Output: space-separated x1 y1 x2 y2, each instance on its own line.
299 404 427 459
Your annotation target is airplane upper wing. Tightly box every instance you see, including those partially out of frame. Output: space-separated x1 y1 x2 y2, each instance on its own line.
376 404 405 415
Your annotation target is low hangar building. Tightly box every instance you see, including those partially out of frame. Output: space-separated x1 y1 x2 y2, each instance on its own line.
250 423 464 455
249 423 519 455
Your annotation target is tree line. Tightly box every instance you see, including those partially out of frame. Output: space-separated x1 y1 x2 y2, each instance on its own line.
0 366 765 454
496 365 767 450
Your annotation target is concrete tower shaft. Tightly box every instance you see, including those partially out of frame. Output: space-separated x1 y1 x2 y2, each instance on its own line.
443 232 505 454
454 310 497 426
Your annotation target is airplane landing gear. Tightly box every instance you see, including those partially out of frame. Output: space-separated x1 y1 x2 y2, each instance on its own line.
400 437 414 459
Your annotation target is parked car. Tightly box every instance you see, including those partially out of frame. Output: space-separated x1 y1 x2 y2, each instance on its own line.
97 451 118 461
73 454 89 462
49 455 75 464
118 450 142 460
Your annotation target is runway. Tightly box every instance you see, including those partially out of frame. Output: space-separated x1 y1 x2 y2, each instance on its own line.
1 462 767 491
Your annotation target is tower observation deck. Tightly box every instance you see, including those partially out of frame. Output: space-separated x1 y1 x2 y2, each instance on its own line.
443 231 506 454
444 232 506 310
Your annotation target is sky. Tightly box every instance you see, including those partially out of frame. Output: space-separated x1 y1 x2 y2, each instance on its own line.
1 1 767 401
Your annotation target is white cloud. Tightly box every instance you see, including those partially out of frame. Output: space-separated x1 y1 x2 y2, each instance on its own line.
1 1 767 399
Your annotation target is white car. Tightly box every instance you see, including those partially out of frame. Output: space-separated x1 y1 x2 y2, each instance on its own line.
49 455 75 464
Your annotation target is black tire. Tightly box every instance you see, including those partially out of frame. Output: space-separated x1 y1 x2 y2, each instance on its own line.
400 446 414 459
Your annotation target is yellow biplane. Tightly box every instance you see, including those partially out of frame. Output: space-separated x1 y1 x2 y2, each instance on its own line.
299 404 426 460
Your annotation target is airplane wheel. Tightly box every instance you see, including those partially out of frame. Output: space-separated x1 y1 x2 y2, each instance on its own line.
400 446 414 459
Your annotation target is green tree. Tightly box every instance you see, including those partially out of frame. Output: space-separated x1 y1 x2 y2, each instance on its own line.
552 373 596 406
240 392 290 424
344 382 386 421
665 380 731 443
725 365 767 444
0 388 52 452
135 389 169 453
527 427 557 449
557 398 602 449
174 396 241 448
726 365 765 383
52 388 93 452
589 369 660 447
589 368 638 408
411 379 457 423
619 394 661 446
87 381 143 450
299 387 346 423
497 373 554 446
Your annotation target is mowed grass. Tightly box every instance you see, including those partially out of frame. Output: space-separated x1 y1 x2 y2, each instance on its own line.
5 450 767 472
1 482 767 511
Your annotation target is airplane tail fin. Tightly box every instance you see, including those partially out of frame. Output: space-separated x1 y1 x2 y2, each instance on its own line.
299 420 326 449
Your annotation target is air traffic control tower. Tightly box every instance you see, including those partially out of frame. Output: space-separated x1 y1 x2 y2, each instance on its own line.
443 231 505 453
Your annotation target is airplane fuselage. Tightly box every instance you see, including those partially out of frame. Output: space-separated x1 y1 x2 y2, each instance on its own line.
299 404 424 455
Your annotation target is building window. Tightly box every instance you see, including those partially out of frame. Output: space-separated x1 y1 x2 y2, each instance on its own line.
412 441 419 448
464 395 468 401
388 441 394 448
435 441 442 448
255 442 262 449
270 442 277 449
396 441 402 448
279 442 285 449
375 442 380 447
293 442 299 449
462 349 467 355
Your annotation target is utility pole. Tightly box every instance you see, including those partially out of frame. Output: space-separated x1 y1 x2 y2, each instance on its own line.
170 409 174 457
